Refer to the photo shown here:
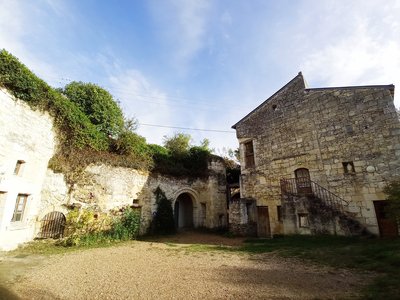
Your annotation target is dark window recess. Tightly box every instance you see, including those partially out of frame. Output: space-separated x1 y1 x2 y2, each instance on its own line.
345 125 354 134
14 160 25 175
244 141 255 168
272 104 277 111
12 194 28 222
277 205 283 222
343 162 355 174
299 214 309 228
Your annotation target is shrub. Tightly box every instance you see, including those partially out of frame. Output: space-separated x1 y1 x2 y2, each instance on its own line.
151 187 176 235
62 81 125 137
0 50 213 179
61 207 141 247
109 207 141 240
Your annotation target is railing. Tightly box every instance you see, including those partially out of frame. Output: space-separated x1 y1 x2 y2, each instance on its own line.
280 178 348 213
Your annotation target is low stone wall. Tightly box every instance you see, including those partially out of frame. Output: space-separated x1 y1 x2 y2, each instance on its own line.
40 160 228 235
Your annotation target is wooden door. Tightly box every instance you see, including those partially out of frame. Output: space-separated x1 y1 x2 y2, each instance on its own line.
295 168 312 195
374 201 399 237
257 206 270 237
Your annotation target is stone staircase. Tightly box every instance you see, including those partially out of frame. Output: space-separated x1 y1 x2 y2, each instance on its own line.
280 178 369 236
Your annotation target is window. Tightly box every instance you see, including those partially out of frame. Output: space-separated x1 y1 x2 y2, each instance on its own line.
11 194 28 222
14 160 25 175
201 203 206 227
244 141 255 168
298 213 309 228
342 162 355 174
277 205 282 222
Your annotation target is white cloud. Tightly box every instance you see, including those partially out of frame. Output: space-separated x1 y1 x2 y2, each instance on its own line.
0 0 64 85
297 1 400 106
148 0 212 72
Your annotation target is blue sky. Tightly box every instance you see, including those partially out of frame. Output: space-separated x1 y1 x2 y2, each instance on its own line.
1 0 399 154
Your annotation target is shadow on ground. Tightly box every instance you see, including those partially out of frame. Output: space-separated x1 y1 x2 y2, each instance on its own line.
0 285 20 299
141 229 245 246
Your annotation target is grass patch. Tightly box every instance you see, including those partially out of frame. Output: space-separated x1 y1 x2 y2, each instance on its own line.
7 238 135 257
176 234 399 299
238 235 400 300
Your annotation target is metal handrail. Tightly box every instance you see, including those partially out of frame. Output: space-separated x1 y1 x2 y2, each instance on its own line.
280 177 348 212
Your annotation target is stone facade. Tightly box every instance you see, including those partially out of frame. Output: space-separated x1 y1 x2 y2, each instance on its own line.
0 89 56 250
0 88 227 250
41 160 227 235
232 73 400 237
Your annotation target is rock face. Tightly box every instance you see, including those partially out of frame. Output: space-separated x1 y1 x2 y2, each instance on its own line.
40 160 227 235
232 73 400 237
0 88 227 250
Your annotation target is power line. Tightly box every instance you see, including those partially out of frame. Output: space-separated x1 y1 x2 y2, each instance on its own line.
138 123 235 133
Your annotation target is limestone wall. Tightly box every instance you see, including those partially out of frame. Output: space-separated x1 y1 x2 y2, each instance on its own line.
0 86 228 250
0 89 56 250
40 160 227 234
235 75 400 236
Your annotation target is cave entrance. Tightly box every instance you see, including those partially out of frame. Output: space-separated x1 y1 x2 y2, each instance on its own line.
174 193 194 228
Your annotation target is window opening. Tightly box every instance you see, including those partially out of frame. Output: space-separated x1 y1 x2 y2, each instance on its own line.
277 205 282 222
342 162 355 174
14 160 25 175
12 194 28 222
244 141 255 168
299 214 309 228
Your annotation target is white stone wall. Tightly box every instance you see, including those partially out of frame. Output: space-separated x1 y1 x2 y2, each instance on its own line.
0 89 56 250
0 87 227 250
41 161 227 234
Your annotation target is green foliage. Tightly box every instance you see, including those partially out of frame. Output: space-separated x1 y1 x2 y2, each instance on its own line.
151 134 211 178
0 49 109 151
109 208 141 240
0 50 212 179
383 181 400 221
163 133 191 156
62 81 124 137
62 207 141 247
151 187 176 235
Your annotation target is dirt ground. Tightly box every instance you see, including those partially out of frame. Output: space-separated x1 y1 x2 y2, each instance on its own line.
0 231 371 299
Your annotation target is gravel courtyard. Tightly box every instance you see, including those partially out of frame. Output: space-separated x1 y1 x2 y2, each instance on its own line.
1 233 371 299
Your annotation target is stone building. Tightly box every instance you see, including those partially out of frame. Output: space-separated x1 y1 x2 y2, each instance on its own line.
231 72 400 237
0 88 227 251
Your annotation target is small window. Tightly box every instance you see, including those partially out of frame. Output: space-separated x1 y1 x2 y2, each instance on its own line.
277 205 282 222
345 125 353 134
14 160 25 175
342 162 355 174
11 194 28 222
244 141 255 168
299 214 309 228
201 203 206 226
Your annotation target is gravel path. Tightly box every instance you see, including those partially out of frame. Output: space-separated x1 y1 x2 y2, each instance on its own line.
3 233 371 299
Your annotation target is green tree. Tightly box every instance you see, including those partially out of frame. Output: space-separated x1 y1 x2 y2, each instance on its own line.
62 81 124 137
383 181 400 222
163 133 191 156
151 187 176 235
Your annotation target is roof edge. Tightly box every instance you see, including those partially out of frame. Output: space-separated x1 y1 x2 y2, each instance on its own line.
232 72 304 129
305 84 394 92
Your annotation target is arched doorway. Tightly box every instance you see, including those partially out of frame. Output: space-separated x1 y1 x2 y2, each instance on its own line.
174 193 194 228
295 168 312 194
37 211 66 239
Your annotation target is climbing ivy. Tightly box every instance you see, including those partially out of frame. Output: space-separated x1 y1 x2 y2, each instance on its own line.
0 49 213 180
